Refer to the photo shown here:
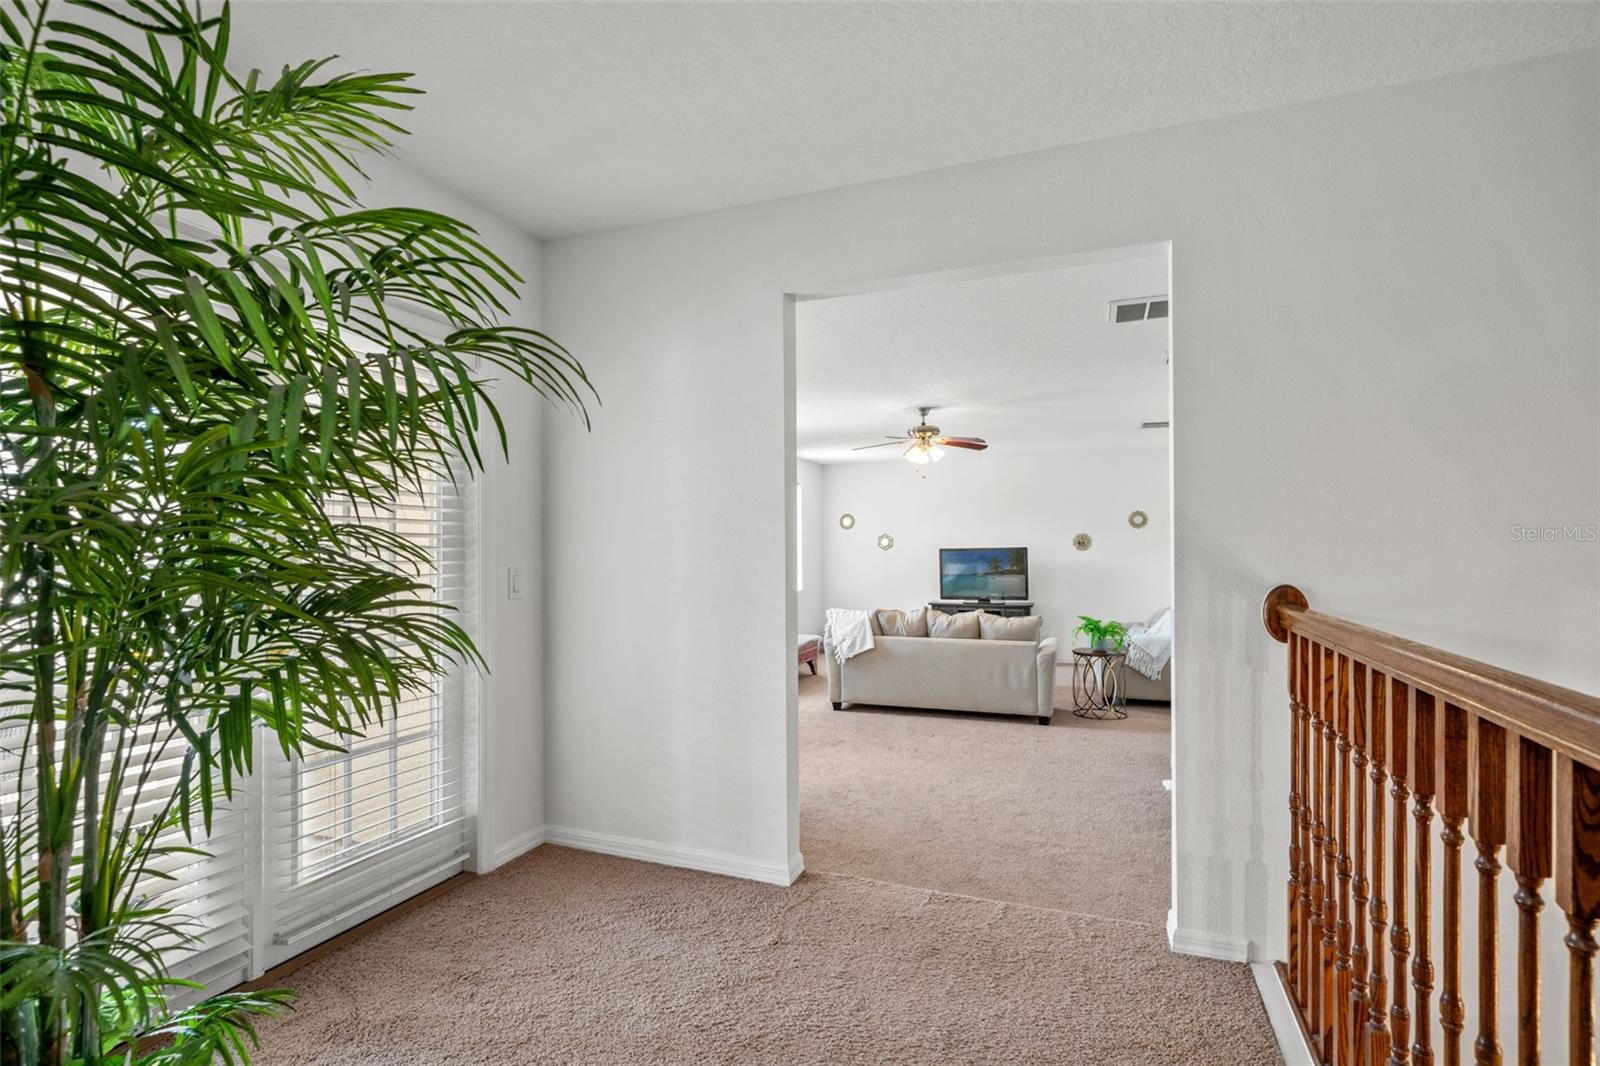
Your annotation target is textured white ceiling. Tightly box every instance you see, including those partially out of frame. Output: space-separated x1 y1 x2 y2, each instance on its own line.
227 2 1600 238
795 247 1170 465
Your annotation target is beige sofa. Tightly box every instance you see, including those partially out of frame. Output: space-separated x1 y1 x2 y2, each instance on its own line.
1114 607 1172 703
825 634 1060 724
1116 660 1172 703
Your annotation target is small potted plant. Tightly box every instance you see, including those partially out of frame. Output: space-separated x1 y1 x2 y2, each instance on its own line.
1075 615 1129 652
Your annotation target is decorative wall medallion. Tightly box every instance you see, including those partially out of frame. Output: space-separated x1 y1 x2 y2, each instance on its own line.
876 533 895 551
1073 533 1092 551
839 513 856 530
1128 510 1148 529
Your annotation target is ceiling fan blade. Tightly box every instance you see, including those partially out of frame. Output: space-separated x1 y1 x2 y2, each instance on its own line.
851 439 910 451
936 437 988 451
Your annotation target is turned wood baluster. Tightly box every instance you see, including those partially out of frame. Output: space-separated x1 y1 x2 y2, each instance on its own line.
1411 690 1438 1066
1309 640 1329 1049
1505 734 1551 1066
1350 661 1372 1066
1335 654 1356 1061
1261 586 1600 1066
1324 644 1342 1059
1389 679 1413 1066
1367 668 1390 1066
1437 701 1470 1066
1301 635 1317 1013
1555 755 1600 1066
1467 717 1506 1066
1289 633 1303 998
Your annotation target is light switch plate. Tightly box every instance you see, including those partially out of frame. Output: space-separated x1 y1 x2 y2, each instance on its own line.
507 567 523 600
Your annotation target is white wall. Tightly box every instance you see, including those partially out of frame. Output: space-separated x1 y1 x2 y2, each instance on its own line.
795 459 827 636
818 446 1170 645
355 156 548 869
541 49 1599 959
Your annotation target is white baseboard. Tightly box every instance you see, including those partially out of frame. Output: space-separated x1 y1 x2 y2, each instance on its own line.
788 851 806 883
543 824 796 886
492 825 547 869
1166 908 1251 962
1251 962 1317 1065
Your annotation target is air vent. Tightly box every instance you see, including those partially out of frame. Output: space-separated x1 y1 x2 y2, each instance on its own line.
1110 296 1170 323
1140 421 1170 429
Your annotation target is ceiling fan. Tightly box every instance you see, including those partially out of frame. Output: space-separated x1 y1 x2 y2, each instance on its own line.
851 406 988 465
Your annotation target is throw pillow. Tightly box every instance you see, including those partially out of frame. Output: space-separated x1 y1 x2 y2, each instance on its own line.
927 609 982 639
978 614 1043 642
874 608 929 637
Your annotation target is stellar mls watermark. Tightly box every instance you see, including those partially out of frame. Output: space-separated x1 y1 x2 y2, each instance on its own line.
1510 523 1598 543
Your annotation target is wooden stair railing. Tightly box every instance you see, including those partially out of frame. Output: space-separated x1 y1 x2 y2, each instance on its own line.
1263 585 1600 1066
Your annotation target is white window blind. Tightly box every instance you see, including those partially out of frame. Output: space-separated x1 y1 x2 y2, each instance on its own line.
0 254 481 992
0 260 254 995
154 784 254 996
264 460 476 966
0 720 255 1000
1 385 482 992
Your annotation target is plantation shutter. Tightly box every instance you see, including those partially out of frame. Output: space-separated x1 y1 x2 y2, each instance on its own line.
262 462 476 968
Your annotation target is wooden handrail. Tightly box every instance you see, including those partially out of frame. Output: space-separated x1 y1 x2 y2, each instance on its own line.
1261 584 1600 1066
1264 585 1600 767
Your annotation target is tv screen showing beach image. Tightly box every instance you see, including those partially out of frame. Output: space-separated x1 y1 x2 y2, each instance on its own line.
939 547 1028 599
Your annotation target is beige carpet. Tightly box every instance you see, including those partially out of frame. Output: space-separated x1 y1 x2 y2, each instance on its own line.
252 667 1280 1064
252 847 1277 1065
800 668 1173 922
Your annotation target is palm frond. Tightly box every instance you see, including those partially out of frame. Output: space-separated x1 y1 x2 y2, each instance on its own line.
0 1 593 1062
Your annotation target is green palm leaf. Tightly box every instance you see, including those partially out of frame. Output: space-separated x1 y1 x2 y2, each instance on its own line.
0 1 594 1062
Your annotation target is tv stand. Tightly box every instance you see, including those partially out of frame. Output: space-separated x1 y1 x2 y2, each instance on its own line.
928 599 1035 620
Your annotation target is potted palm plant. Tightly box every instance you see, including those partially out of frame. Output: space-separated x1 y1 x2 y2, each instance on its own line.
0 1 593 1062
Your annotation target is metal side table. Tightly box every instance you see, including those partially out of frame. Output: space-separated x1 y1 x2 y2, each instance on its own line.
1071 647 1128 720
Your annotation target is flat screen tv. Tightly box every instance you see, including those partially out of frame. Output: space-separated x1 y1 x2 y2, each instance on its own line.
939 547 1029 601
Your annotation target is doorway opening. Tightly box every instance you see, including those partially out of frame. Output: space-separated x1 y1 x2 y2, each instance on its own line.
787 242 1175 922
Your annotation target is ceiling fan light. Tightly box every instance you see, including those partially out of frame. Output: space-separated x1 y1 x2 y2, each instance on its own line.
904 441 944 465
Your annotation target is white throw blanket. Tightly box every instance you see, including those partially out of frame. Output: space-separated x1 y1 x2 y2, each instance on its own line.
824 608 875 665
1125 607 1173 681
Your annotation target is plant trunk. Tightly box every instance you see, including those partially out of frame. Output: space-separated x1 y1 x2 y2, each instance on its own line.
0 783 21 1066
31 556 68 1066
25 355 71 1066
73 710 109 1062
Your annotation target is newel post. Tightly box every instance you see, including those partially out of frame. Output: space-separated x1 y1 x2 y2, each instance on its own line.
1264 584 1310 644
